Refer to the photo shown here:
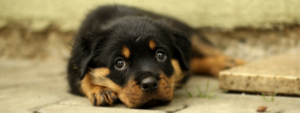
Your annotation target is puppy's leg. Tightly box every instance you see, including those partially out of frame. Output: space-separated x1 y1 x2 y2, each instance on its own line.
190 34 245 77
81 74 118 106
190 55 245 77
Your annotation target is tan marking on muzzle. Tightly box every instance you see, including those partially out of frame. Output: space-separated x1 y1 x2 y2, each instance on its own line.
118 75 173 108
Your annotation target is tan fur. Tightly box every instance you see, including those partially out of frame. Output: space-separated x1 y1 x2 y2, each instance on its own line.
158 73 174 100
122 46 131 58
73 65 78 70
149 40 156 50
82 57 244 106
170 59 188 87
118 74 173 108
190 34 245 77
81 60 187 107
118 79 143 107
81 69 119 106
118 59 186 107
91 68 110 78
81 73 95 97
89 68 122 93
190 55 245 77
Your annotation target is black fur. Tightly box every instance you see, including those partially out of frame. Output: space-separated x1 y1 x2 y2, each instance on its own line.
67 5 198 96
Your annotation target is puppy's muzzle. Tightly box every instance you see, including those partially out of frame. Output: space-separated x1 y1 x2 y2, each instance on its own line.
141 77 159 93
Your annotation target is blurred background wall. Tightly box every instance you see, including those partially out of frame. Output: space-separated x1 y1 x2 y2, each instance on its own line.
0 0 300 60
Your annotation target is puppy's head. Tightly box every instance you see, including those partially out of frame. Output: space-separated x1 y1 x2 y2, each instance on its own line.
75 17 191 108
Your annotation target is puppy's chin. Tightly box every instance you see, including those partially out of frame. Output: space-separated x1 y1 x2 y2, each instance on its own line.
140 99 171 108
118 77 174 108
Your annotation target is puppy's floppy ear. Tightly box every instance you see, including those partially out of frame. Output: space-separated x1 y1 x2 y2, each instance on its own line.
170 31 191 71
78 52 93 80
72 32 99 80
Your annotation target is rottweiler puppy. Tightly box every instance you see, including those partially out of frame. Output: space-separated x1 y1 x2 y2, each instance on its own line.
67 5 244 108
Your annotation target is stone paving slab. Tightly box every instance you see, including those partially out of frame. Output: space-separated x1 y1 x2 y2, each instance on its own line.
179 98 300 113
1 58 300 113
219 50 300 95
38 105 164 113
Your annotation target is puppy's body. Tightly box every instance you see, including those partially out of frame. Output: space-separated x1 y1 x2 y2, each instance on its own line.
68 5 243 108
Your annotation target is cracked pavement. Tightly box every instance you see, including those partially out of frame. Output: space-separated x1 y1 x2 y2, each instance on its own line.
0 58 300 113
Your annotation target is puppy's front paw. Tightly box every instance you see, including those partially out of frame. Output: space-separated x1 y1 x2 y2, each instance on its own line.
88 86 118 106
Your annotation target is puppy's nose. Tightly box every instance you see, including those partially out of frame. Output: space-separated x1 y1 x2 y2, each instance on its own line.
141 77 158 93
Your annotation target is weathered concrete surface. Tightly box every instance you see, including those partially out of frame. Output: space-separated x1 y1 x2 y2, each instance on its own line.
0 59 73 113
1 0 300 31
38 105 164 113
1 58 300 113
179 99 300 113
219 50 300 95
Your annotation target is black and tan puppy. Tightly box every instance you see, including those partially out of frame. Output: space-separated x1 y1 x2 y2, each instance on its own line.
67 5 243 108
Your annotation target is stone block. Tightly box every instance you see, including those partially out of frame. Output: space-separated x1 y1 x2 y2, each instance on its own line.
219 51 300 95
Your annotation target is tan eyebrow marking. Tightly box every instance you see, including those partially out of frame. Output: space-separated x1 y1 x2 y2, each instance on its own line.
149 39 156 50
122 46 130 58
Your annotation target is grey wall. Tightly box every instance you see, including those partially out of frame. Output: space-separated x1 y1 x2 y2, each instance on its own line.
1 0 300 31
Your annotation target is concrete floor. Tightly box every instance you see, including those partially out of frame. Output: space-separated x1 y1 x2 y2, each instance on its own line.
0 59 300 113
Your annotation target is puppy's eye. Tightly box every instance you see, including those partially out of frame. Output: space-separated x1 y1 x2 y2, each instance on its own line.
115 58 126 70
156 51 166 61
